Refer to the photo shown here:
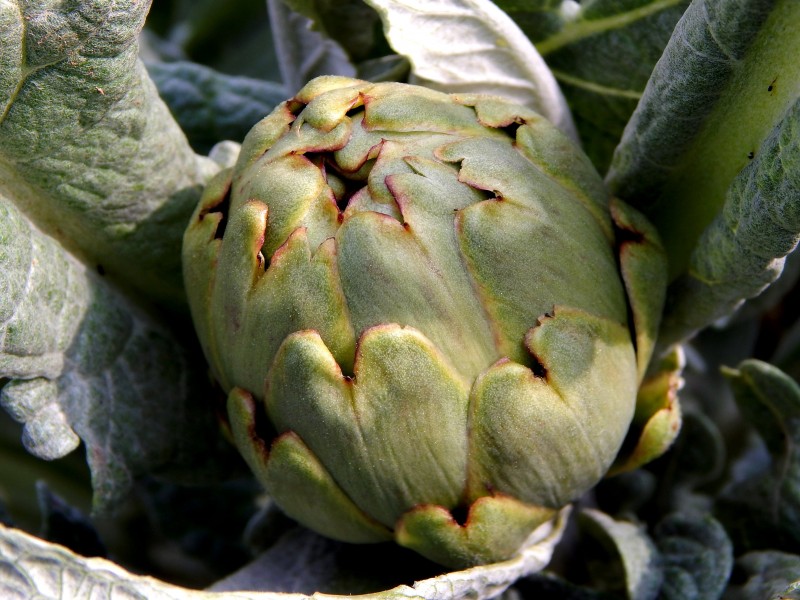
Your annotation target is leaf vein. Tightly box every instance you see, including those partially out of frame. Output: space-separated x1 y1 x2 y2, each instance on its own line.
550 69 643 100
537 0 683 56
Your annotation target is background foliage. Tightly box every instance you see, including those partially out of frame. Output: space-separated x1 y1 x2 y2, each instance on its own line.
0 0 798 598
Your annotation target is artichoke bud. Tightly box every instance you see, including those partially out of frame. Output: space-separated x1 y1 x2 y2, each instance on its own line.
183 76 671 568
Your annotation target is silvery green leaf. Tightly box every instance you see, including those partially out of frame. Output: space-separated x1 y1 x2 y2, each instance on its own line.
0 523 246 600
0 196 229 512
268 0 356 96
604 0 800 345
0 509 569 599
653 513 732 600
208 141 244 170
146 61 286 153
725 551 800 600
718 360 800 550
495 0 691 172
0 0 217 307
361 0 577 137
579 509 662 600
658 99 800 346
737 245 800 320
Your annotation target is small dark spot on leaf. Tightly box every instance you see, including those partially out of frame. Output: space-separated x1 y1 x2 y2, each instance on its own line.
768 76 778 93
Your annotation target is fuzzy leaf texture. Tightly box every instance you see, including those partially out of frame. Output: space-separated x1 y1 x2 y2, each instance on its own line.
605 0 800 346
495 0 691 173
0 0 217 306
725 551 800 600
653 513 733 600
0 196 228 512
718 360 800 553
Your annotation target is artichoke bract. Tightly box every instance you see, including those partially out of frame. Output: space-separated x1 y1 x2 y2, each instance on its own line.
183 76 672 568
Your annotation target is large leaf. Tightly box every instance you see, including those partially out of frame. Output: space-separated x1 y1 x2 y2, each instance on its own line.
495 0 691 172
0 196 230 512
361 0 576 137
146 61 287 153
276 0 383 62
0 509 569 598
605 0 800 345
0 0 217 307
717 360 800 551
145 0 276 79
267 0 357 95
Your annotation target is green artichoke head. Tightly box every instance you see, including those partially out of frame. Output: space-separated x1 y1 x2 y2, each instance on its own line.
183 76 675 568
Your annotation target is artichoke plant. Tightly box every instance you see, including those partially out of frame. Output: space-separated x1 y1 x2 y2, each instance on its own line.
183 76 675 568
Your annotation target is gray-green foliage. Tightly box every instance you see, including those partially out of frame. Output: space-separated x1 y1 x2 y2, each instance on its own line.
0 0 231 512
718 360 800 551
0 0 799 596
725 552 800 600
267 0 358 94
606 0 800 345
0 195 227 511
579 509 663 600
653 514 733 600
660 102 800 345
146 61 287 153
0 0 217 307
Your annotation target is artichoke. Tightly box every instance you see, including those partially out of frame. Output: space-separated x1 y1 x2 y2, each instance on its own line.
183 76 676 568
